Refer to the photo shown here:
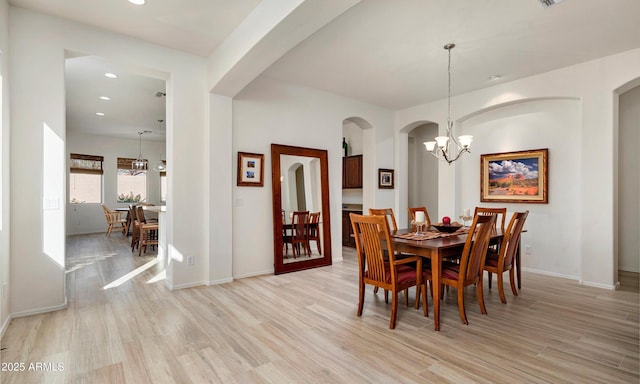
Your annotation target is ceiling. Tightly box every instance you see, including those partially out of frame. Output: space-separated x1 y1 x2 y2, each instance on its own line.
10 0 640 139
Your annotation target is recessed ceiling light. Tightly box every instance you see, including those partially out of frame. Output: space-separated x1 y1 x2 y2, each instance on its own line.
128 0 146 5
489 74 502 80
99 96 110 100
96 112 105 116
104 73 118 79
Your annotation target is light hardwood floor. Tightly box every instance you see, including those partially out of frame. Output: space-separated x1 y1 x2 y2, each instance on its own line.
1 233 638 383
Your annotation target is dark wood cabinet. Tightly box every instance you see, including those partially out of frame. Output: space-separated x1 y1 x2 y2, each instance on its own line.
342 210 362 247
342 155 363 189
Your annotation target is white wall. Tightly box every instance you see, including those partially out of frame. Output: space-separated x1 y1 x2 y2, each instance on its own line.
396 49 640 288
9 7 208 316
618 86 640 273
408 123 439 226
0 0 10 334
232 76 393 278
66 132 166 235
460 99 581 277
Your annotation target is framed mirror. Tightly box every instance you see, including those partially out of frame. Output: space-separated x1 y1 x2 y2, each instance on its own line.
271 144 331 274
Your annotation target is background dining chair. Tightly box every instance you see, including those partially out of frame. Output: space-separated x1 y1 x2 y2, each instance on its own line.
350 213 427 329
101 204 127 237
474 206 507 257
286 211 309 259
474 207 506 232
307 211 321 255
484 211 529 303
368 208 398 232
135 206 159 256
422 214 496 325
408 206 432 231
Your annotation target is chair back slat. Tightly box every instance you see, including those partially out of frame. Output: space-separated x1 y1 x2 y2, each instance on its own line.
459 214 496 283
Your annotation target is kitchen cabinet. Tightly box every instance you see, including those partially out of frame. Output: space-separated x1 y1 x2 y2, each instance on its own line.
342 155 362 189
342 210 362 247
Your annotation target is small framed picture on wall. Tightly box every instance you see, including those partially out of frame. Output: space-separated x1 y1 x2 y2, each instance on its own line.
237 152 265 187
378 168 394 189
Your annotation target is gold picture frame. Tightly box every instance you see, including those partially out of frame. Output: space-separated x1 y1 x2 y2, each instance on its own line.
237 152 265 187
480 148 548 204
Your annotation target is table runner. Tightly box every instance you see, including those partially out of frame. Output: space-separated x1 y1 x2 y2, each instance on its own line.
393 228 469 241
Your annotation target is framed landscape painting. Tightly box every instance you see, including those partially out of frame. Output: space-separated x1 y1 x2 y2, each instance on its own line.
480 148 548 204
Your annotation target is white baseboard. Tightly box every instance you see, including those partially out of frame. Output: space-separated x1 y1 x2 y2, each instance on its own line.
207 277 234 285
523 267 617 290
1 313 12 339
579 280 617 290
164 280 206 291
233 269 273 280
10 298 68 319
521 267 579 281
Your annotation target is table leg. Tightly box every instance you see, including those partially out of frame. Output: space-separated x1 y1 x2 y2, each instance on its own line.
432 256 441 331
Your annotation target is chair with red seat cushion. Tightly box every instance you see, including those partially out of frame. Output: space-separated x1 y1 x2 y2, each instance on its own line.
422 213 496 325
350 213 427 329
484 211 529 303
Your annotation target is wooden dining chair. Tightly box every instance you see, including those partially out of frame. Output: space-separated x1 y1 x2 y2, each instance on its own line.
474 206 507 257
474 207 506 232
422 214 496 325
368 208 398 231
307 211 321 255
408 206 432 231
368 208 415 301
484 211 529 303
135 206 159 256
350 213 427 329
101 204 127 237
284 211 309 259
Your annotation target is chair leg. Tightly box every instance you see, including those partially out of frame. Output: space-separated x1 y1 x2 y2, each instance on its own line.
509 268 518 296
384 289 389 303
404 288 409 306
477 279 487 315
373 286 379 294
417 283 428 317
357 281 365 316
389 291 398 329
106 224 112 237
497 272 507 304
457 286 468 325
487 271 493 289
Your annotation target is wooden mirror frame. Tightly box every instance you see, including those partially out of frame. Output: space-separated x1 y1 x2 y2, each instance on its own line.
271 144 332 274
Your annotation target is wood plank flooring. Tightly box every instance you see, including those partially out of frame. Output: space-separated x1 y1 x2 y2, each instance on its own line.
1 233 638 383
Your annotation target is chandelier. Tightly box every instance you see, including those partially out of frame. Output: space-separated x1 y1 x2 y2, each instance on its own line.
424 43 473 164
152 119 166 172
132 131 148 170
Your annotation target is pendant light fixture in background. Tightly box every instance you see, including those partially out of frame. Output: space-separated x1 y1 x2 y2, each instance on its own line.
132 131 149 170
423 43 473 164
152 119 166 172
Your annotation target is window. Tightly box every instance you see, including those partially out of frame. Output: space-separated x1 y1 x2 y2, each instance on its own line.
117 157 147 203
69 153 103 204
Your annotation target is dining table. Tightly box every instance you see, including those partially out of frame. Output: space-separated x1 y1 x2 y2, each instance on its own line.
390 227 509 331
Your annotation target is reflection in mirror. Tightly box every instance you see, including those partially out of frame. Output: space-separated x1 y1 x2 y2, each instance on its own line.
272 144 331 274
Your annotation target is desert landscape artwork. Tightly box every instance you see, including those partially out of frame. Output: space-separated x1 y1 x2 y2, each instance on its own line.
481 149 548 204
